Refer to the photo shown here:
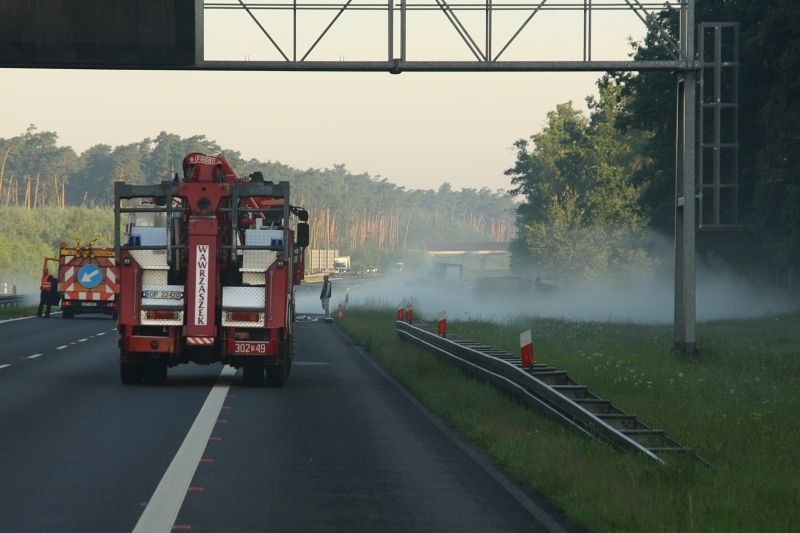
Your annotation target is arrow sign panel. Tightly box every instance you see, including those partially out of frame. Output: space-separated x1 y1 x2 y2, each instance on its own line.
78 264 103 289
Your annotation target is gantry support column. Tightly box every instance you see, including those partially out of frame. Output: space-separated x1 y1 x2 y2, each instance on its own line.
674 0 697 356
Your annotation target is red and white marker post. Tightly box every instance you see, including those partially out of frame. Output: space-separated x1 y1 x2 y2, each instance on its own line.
405 306 413 323
437 311 447 337
519 329 535 369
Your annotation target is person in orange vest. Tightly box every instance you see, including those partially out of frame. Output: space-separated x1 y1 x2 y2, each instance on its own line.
36 267 59 317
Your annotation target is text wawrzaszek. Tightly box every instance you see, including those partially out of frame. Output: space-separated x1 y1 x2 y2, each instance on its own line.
195 245 209 326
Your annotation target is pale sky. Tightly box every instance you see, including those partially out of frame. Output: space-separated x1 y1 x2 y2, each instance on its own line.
0 4 647 192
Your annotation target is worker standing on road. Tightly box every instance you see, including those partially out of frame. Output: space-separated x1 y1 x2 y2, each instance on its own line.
37 267 59 317
320 274 332 320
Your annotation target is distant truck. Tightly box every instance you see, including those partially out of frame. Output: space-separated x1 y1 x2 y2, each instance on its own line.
50 238 119 319
306 248 339 273
333 256 351 273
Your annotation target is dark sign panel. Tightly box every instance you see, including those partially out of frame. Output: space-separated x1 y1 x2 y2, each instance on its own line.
0 0 200 68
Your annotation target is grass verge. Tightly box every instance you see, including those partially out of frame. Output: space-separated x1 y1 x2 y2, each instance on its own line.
339 307 800 532
0 305 38 320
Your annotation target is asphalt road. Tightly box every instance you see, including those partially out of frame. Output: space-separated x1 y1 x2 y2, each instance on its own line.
0 312 575 532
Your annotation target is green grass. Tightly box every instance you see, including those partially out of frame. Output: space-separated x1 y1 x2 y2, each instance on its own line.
0 305 37 320
340 307 800 532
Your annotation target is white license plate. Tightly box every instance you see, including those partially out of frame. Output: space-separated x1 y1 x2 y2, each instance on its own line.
81 302 97 307
234 342 267 354
142 290 184 300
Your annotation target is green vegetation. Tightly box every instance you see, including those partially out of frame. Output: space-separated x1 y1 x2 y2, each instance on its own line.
0 305 37 321
0 206 113 291
340 307 800 531
508 1 800 291
1 130 515 280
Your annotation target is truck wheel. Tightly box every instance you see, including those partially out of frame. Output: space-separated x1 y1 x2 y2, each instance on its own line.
63 308 75 319
143 361 167 385
242 365 264 386
265 343 289 388
120 361 144 385
285 336 293 377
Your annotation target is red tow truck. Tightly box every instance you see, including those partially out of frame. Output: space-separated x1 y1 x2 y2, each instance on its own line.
113 153 309 386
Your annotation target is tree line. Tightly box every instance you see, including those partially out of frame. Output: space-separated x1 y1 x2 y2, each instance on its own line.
0 129 515 287
507 0 799 290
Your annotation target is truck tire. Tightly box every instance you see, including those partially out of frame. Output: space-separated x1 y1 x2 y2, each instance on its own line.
143 360 167 385
286 336 294 377
242 365 264 386
265 341 289 387
63 308 75 319
120 361 144 385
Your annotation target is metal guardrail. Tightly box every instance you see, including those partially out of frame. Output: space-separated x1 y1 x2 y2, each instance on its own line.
396 320 707 465
0 295 25 308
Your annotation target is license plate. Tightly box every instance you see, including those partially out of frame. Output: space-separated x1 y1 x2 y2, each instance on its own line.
81 302 97 307
234 342 267 354
142 290 184 300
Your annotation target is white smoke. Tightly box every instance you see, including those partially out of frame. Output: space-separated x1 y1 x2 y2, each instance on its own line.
295 247 796 325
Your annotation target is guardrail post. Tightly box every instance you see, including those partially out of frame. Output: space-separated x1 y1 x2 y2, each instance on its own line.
520 329 534 369
437 310 447 337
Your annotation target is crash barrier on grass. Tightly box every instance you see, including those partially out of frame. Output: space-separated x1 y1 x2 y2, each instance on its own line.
396 318 708 465
0 295 23 309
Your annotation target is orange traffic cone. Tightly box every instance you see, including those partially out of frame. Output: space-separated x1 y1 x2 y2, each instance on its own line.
337 304 344 319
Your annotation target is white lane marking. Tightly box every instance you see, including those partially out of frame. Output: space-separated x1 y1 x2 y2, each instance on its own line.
28 354 44 359
78 338 88 342
133 365 237 533
55 345 68 350
293 361 331 366
0 364 11 370
97 332 106 336
0 316 37 325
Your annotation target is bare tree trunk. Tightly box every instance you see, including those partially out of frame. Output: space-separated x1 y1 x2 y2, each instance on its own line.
4 175 11 205
24 175 31 209
0 140 16 201
33 173 40 208
10 179 19 207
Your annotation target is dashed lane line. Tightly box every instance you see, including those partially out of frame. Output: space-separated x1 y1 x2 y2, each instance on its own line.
0 328 114 369
133 365 237 533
